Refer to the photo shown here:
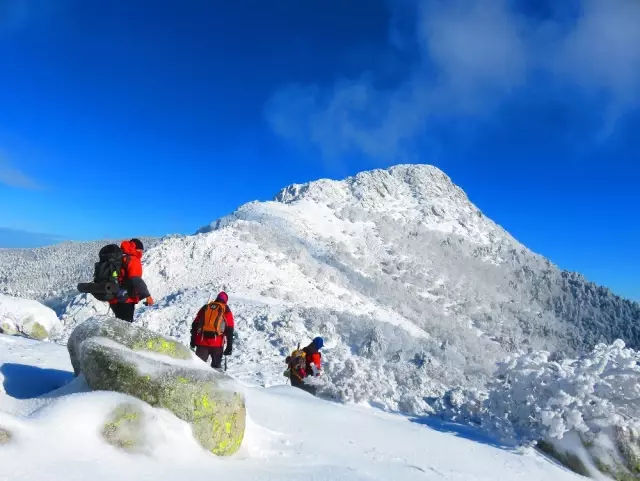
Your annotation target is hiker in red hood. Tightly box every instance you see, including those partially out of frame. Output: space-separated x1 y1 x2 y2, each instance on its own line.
108 238 153 322
190 291 235 369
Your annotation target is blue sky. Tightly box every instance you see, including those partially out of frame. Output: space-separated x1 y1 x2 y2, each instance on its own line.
0 0 638 300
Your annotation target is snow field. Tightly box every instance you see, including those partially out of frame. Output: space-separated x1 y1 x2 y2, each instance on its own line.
0 334 584 481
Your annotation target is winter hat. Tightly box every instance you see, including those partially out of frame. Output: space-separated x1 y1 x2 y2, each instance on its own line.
216 291 228 303
131 238 144 250
312 336 324 349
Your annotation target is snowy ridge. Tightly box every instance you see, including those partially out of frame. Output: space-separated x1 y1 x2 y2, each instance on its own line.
2 164 639 417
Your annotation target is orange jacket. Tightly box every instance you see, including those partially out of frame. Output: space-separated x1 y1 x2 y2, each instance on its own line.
191 303 235 348
108 240 150 304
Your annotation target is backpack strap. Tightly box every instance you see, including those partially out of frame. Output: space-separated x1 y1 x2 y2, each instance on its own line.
119 254 131 281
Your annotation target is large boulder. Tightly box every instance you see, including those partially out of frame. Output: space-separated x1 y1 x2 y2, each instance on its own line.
68 316 246 456
67 315 192 375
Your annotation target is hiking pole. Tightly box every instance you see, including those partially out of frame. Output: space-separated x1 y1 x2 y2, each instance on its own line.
224 354 228 372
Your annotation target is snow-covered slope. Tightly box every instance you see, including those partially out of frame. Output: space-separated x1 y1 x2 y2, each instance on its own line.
0 333 584 481
2 164 639 415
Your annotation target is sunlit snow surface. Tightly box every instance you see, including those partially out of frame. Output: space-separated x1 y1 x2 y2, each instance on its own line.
0 333 582 481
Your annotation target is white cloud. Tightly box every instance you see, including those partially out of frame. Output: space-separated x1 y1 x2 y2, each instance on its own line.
265 0 640 163
419 0 529 110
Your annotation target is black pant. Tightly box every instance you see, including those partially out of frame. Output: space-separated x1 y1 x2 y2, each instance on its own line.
290 374 317 396
110 303 135 322
195 346 224 368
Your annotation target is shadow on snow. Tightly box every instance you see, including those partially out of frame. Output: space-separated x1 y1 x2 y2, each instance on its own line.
1 363 74 400
409 415 516 452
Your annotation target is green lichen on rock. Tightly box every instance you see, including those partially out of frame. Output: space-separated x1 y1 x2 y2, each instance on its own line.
537 440 590 478
69 318 246 456
612 426 640 480
102 403 146 451
1 322 17 335
537 427 640 481
0 427 12 445
67 316 191 375
26 322 49 340
131 337 184 358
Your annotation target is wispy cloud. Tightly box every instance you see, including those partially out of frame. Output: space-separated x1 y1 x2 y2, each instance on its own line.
0 154 41 189
265 0 640 163
0 227 64 248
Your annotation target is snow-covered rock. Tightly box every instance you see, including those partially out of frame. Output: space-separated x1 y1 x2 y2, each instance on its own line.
0 294 61 340
70 317 246 455
67 315 192 375
0 426 11 445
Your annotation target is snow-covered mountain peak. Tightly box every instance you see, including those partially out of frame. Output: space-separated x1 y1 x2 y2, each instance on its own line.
201 164 512 249
274 164 470 214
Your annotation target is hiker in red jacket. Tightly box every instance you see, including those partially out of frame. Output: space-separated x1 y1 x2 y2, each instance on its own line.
108 238 153 322
286 337 323 395
190 291 234 369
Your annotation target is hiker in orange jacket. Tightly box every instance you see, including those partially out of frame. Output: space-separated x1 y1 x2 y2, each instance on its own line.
190 291 234 369
108 238 153 322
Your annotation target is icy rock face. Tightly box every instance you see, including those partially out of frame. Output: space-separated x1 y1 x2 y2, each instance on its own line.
67 316 192 376
69 317 246 456
538 427 640 480
0 294 60 340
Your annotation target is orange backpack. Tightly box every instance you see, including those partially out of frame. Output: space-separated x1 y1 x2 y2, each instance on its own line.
201 301 227 338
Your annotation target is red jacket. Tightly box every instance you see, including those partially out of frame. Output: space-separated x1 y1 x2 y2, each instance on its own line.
306 351 321 375
108 240 151 305
191 303 235 348
291 343 322 379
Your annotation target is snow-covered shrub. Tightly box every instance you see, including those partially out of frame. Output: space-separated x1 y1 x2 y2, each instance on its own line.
431 340 640 479
483 339 640 444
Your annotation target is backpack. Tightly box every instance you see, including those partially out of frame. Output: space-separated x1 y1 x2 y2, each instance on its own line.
200 301 227 338
91 244 125 301
286 345 307 379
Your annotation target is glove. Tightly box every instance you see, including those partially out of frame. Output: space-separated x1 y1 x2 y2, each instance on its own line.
144 296 154 306
223 326 234 356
